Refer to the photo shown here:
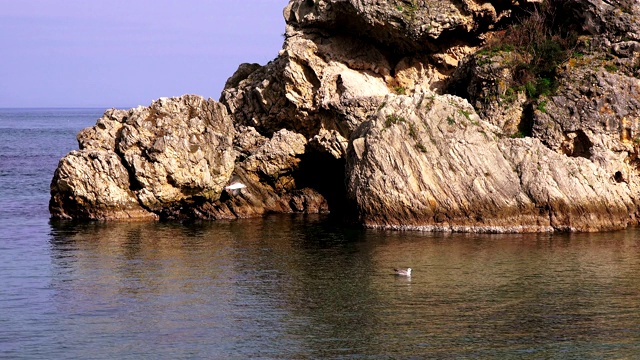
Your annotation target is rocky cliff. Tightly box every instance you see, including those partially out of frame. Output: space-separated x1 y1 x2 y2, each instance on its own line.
51 0 640 232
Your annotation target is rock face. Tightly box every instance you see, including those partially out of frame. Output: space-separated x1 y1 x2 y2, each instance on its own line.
347 93 636 232
50 95 327 220
50 150 155 220
163 127 329 220
51 96 235 220
220 32 390 140
52 0 640 232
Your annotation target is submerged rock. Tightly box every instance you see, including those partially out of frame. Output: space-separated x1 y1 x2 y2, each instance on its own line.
51 0 640 232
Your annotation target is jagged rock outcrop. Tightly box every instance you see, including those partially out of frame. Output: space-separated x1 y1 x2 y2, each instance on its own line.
445 0 640 229
220 33 390 140
283 0 511 54
51 96 236 219
50 149 156 220
567 0 640 40
219 0 522 149
51 0 640 232
532 51 640 178
448 49 530 136
51 95 328 220
156 126 329 220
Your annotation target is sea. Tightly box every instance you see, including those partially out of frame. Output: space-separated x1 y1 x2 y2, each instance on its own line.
2 108 640 359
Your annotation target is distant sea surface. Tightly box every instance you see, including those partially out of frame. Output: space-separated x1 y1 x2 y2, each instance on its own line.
2 108 640 359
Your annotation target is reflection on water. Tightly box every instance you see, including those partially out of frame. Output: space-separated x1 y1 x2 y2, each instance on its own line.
5 215 640 358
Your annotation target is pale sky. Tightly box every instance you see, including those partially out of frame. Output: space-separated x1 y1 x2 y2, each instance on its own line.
0 0 288 108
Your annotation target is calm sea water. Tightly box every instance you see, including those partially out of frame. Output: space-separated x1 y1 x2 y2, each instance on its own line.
2 108 640 359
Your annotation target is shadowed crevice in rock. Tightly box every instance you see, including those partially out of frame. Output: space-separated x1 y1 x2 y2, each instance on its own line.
517 104 535 138
112 127 144 193
293 145 353 220
149 128 332 222
561 130 593 159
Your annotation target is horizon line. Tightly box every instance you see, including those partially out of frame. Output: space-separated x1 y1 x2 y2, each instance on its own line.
0 105 139 110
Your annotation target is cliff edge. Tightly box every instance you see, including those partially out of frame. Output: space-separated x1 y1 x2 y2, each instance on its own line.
51 0 640 232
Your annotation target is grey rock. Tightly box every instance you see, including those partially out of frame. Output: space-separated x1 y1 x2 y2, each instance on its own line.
220 32 390 140
449 51 523 136
162 128 329 220
283 0 511 53
531 52 640 192
224 63 262 90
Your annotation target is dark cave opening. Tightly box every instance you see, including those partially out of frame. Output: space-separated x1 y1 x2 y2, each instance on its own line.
561 130 593 159
294 146 356 223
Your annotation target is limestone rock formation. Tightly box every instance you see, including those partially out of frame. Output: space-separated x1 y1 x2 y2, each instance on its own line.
283 0 511 53
154 126 329 220
219 0 527 153
347 93 637 232
51 95 328 221
220 33 390 139
443 0 640 231
531 52 640 178
51 0 640 232
449 50 530 136
51 95 236 219
50 149 156 220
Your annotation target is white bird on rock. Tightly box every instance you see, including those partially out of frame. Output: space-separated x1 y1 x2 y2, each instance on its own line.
225 181 247 196
394 268 412 277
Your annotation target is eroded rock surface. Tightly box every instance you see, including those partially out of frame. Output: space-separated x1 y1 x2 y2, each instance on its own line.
50 150 155 220
51 95 328 220
52 0 640 232
155 127 329 220
51 95 236 219
347 93 637 232
220 33 390 140
283 0 511 53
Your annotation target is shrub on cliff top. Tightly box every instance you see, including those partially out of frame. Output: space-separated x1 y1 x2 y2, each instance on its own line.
484 0 578 98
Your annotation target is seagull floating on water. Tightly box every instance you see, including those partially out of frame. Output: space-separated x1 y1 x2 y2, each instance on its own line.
394 268 412 277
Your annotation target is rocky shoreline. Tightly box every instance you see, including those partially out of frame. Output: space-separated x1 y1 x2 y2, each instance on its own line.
51 0 640 232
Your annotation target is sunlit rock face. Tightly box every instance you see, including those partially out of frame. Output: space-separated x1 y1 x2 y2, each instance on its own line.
346 92 636 232
52 0 640 232
50 95 236 220
50 95 328 221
